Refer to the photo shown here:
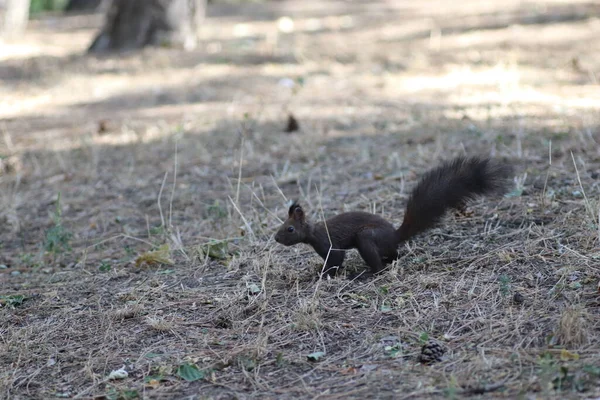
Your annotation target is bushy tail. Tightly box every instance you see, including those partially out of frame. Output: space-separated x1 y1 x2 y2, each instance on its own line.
397 156 513 241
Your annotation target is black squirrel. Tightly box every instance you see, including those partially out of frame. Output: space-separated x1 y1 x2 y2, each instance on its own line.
274 156 513 276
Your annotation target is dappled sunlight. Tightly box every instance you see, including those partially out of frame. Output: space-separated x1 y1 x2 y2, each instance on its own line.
0 42 51 60
383 63 600 118
451 83 600 110
2 1 600 398
0 16 95 60
393 64 522 93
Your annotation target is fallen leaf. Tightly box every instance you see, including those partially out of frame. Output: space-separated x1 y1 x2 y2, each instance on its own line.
108 366 128 380
198 241 229 260
146 379 160 389
177 363 204 382
135 244 174 267
247 283 261 295
0 295 27 308
340 366 357 374
560 349 579 361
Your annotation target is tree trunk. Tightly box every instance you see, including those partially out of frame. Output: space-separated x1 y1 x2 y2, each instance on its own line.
0 0 31 38
88 0 205 53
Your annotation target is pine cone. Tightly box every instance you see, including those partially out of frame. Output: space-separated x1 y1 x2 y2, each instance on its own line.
418 341 446 364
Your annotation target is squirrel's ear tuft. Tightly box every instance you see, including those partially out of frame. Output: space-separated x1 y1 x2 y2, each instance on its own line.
292 206 304 221
288 201 304 221
288 201 301 217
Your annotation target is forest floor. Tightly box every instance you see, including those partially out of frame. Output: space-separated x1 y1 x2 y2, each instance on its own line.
1 0 600 399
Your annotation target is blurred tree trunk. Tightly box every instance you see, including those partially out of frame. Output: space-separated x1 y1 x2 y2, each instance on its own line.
88 0 206 53
0 0 31 38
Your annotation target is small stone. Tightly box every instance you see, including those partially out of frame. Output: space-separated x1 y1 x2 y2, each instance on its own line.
513 292 525 304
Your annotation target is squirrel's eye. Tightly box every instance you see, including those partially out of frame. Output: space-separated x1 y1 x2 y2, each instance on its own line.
287 226 295 233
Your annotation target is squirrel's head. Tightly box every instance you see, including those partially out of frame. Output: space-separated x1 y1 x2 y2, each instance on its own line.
275 202 308 246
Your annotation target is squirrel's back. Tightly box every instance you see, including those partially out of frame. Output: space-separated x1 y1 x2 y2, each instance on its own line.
397 156 512 241
319 211 395 247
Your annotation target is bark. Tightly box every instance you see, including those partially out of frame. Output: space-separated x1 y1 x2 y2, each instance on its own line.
88 0 205 53
0 0 31 38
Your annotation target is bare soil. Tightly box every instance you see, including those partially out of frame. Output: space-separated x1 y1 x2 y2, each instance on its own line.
1 1 600 399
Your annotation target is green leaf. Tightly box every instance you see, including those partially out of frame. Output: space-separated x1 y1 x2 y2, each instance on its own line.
149 226 164 236
239 356 256 371
419 332 429 344
584 365 600 376
144 352 162 359
1 295 27 308
44 224 72 253
498 274 511 297
206 200 228 220
198 241 229 260
121 390 139 399
99 262 111 273
105 387 118 400
44 192 72 254
276 352 285 366
177 363 204 382
385 346 402 358
307 351 326 362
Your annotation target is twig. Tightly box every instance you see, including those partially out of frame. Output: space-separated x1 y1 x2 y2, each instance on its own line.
571 151 594 223
243 182 283 223
312 185 337 301
168 139 178 229
157 171 168 229
271 174 288 202
541 139 551 208
235 129 246 205
229 195 255 240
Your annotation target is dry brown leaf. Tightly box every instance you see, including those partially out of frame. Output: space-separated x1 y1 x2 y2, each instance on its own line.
135 244 174 267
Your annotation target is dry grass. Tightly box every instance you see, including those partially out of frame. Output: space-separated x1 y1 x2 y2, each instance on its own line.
1 0 600 399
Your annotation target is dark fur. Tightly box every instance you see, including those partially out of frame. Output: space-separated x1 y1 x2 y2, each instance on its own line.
288 202 300 217
397 157 512 240
275 156 513 277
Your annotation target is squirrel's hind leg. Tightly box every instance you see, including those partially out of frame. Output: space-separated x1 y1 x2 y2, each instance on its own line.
381 253 399 267
356 238 384 274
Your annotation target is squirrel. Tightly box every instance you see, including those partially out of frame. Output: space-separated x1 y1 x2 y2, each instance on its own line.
274 156 513 277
